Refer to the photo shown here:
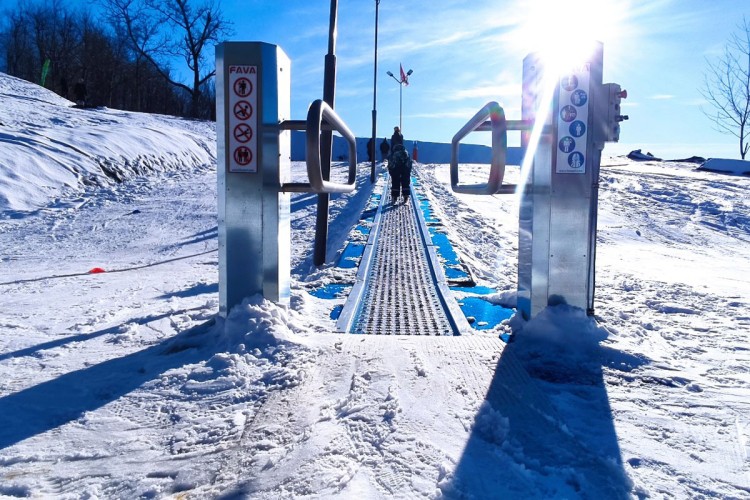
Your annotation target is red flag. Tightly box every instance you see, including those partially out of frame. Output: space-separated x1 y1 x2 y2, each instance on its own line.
400 64 409 86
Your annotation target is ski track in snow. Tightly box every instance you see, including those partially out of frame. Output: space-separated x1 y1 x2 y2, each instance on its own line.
1 73 750 498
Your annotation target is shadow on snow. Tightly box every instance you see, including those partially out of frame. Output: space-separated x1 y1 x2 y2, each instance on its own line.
0 316 219 450
445 334 642 498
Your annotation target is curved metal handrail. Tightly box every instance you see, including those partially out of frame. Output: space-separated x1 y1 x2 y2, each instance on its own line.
450 101 511 195
282 99 357 193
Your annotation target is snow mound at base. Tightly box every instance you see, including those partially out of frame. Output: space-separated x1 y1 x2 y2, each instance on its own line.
220 294 309 351
485 290 518 308
510 304 608 346
508 304 610 377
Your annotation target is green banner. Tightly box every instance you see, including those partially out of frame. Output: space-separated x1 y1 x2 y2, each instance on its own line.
40 59 51 87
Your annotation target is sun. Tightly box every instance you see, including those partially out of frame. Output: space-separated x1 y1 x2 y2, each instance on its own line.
511 0 629 69
506 0 630 203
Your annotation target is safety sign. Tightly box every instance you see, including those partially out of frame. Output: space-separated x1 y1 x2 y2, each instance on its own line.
234 146 252 165
228 65 257 172
556 63 590 174
233 123 253 143
569 120 586 138
233 101 253 120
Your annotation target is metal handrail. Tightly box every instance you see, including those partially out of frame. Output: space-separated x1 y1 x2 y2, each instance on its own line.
476 119 536 132
281 99 357 193
450 101 512 195
279 120 338 131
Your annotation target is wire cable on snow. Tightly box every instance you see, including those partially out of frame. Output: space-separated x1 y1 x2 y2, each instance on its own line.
0 248 218 286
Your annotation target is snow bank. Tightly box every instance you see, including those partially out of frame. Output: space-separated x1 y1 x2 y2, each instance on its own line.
510 305 608 346
698 157 750 175
0 72 215 212
627 149 662 161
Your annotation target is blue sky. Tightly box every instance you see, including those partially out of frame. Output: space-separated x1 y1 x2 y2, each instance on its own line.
212 0 748 160
50 0 744 159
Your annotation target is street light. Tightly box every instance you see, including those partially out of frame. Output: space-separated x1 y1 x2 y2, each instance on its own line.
386 66 413 132
370 0 380 183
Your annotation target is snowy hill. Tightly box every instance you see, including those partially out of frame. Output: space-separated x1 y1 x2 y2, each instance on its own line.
0 73 215 212
1 74 749 498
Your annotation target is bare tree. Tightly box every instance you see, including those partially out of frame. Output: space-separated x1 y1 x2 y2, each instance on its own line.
28 0 79 91
2 9 38 81
1 1 81 94
701 18 750 159
101 0 231 118
101 0 163 111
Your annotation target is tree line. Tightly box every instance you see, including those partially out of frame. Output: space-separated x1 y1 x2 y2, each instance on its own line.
0 0 232 120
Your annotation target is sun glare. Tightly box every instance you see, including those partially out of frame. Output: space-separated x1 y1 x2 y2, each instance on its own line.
508 0 629 204
513 0 628 70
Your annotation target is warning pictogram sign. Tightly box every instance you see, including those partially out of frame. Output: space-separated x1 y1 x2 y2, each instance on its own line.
233 123 253 143
233 78 253 97
228 65 257 172
234 146 252 165
233 100 253 120
560 105 577 122
556 64 590 174
559 136 575 153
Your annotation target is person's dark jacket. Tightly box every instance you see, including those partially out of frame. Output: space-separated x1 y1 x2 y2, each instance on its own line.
390 144 411 169
379 138 390 158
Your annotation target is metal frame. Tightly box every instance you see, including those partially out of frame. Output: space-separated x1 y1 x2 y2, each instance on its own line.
519 43 609 319
281 100 357 194
217 42 291 316
450 101 512 195
448 43 621 320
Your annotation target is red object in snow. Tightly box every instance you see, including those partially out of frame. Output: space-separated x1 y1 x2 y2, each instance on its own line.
88 267 106 274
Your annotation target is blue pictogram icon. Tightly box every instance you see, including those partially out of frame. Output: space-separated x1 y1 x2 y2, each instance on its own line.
560 105 577 122
570 120 586 137
571 89 588 106
559 136 576 153
568 152 585 169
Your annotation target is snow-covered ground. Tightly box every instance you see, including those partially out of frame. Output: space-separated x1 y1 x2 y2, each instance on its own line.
1 72 749 499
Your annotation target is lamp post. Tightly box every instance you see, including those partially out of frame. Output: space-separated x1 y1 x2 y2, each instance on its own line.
370 0 380 183
386 66 412 132
313 0 339 267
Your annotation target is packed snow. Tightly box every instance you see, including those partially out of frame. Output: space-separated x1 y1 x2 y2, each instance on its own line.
1 72 749 499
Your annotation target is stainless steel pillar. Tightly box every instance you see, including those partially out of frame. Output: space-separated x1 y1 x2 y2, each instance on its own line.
216 42 291 317
519 42 610 319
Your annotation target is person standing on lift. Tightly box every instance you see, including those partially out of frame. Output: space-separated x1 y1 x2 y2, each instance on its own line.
388 143 412 203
